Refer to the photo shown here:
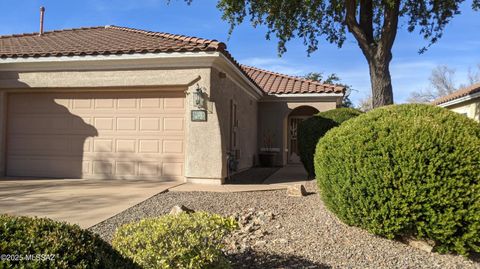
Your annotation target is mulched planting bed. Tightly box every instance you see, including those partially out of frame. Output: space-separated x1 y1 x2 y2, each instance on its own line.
89 181 480 269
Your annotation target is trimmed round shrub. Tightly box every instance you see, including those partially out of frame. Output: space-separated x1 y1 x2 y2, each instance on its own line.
0 214 138 268
298 108 362 176
112 212 237 269
315 104 480 255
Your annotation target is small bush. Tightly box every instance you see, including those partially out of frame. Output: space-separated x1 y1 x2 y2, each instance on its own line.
298 108 362 176
112 212 237 269
315 104 480 255
0 214 138 269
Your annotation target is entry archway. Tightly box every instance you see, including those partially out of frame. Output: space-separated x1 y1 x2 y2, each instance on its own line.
287 106 319 164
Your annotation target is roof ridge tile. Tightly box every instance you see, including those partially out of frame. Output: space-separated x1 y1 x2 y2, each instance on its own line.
106 25 226 51
0 26 105 39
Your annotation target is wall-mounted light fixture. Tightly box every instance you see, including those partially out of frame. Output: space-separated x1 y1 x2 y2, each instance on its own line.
193 84 206 109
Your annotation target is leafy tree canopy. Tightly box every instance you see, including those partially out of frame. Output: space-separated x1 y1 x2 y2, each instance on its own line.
180 0 479 108
211 0 479 55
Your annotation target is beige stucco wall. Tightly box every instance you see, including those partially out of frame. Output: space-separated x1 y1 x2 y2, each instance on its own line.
445 98 480 122
0 91 6 177
257 99 338 166
209 67 259 175
0 64 231 183
0 56 343 183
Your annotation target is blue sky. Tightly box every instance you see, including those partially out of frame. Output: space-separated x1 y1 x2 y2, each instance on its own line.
1 0 479 105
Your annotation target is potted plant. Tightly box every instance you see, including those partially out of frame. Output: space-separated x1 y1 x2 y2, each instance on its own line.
259 130 278 167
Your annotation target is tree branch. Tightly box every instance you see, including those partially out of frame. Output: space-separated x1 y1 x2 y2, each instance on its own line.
345 0 372 58
359 0 374 43
378 0 400 58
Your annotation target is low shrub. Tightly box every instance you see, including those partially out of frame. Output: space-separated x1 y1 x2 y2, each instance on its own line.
298 108 362 176
315 104 480 255
0 214 138 269
112 212 237 269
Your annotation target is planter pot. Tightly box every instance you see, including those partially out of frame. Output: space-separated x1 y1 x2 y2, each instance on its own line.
259 152 277 167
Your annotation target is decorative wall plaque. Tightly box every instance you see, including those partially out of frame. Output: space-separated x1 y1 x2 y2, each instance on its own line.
191 110 207 122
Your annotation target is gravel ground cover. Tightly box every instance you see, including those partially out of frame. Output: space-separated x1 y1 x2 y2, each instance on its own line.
89 181 479 269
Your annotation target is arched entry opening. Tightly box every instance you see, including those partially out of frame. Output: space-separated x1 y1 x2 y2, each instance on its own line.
287 106 319 164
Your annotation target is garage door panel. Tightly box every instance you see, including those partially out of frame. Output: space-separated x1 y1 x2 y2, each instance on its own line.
93 117 115 131
9 135 80 155
10 116 93 135
163 140 183 153
7 91 185 181
162 162 183 177
7 157 82 178
164 97 185 109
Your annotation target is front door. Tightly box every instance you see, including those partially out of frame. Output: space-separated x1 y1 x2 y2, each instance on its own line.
288 116 308 163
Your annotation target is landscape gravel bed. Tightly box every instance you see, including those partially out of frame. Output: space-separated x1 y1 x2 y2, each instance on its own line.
89 181 479 269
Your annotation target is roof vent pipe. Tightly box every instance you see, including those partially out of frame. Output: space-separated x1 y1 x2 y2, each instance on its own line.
39 6 45 35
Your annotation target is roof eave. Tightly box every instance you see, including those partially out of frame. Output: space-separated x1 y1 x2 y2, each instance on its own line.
0 51 221 71
436 91 480 107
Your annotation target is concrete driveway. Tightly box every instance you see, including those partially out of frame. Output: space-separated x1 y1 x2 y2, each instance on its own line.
0 179 182 228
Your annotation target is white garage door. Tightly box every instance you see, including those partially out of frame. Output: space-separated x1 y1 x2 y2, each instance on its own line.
7 91 185 181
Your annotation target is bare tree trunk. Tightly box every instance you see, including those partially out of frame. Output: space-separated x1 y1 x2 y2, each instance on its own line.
368 54 394 108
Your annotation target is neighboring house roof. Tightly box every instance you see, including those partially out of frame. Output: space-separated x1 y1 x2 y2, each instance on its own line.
241 65 344 95
0 25 344 96
432 83 480 105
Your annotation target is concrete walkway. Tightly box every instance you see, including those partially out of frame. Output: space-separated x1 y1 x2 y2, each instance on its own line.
169 164 310 193
0 179 182 228
263 164 309 185
0 166 309 228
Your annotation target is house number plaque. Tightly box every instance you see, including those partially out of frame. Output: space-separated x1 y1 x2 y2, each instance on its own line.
191 110 207 122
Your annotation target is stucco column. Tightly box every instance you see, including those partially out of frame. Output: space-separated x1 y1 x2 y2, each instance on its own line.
184 68 225 184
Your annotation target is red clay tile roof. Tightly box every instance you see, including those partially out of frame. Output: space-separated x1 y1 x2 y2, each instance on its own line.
0 25 226 58
0 25 344 96
240 65 345 95
432 83 480 105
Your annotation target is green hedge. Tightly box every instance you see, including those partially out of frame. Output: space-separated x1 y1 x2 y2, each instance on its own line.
298 108 362 176
315 104 480 255
0 214 138 269
317 107 363 124
112 212 237 269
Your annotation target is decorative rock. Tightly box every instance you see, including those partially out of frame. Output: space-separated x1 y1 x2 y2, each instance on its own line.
169 205 194 215
402 236 434 253
275 238 289 244
286 184 307 197
255 240 267 246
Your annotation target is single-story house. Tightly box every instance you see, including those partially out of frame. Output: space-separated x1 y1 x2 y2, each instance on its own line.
0 26 344 184
432 83 480 122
